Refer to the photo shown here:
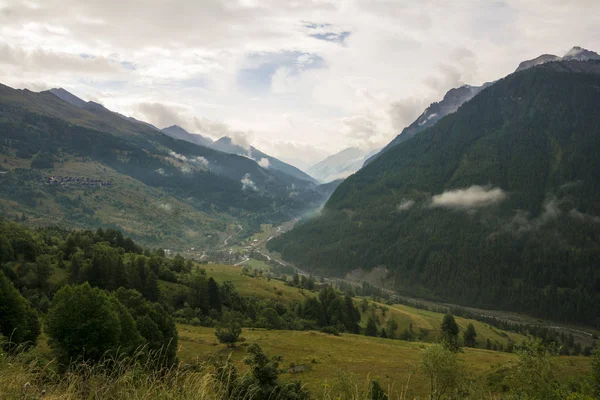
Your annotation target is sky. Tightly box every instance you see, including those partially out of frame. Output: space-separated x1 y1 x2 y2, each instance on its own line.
0 0 599 169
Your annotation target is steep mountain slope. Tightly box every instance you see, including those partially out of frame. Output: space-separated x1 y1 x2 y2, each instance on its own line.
366 85 487 164
368 46 599 166
268 60 600 326
0 84 327 249
162 124 316 183
308 147 379 183
210 136 317 183
162 125 214 148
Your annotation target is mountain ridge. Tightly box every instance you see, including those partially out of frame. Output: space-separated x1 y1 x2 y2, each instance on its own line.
0 83 328 250
367 46 599 165
268 60 600 326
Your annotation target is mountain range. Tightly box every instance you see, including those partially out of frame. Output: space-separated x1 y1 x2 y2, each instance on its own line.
268 56 600 327
307 147 380 183
367 46 600 165
0 85 330 250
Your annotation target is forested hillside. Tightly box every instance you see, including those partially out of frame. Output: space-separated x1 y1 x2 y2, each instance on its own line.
269 61 600 327
0 85 328 249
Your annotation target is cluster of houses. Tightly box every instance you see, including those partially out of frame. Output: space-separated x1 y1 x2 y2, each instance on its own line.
44 176 112 188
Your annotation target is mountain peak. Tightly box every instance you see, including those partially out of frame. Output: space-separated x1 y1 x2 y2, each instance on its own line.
48 88 87 108
515 46 599 73
163 125 190 134
562 46 600 61
515 54 560 72
162 125 214 148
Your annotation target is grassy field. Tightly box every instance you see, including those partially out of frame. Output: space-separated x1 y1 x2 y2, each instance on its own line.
203 263 311 303
246 258 272 271
161 262 524 349
363 301 525 349
177 325 592 398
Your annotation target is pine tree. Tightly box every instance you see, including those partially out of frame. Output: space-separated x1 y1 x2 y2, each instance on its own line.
463 323 477 348
441 313 460 351
144 271 160 302
366 315 378 337
207 277 222 314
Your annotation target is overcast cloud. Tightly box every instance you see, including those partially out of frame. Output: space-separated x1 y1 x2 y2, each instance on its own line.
0 0 598 166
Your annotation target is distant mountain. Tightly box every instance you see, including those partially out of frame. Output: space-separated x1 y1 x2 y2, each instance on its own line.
515 54 561 72
49 88 88 108
269 60 600 326
367 46 599 165
210 136 317 183
562 46 600 61
514 46 599 73
162 125 214 148
0 85 328 250
308 147 379 183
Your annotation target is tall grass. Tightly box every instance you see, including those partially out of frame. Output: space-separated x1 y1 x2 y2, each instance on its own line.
0 346 411 400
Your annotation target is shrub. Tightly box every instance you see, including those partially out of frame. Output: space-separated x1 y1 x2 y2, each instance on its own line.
46 283 142 367
0 272 40 347
215 321 242 348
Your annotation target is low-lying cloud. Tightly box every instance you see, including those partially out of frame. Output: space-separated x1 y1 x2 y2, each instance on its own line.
569 209 600 223
431 185 506 209
397 199 415 211
191 156 209 168
241 173 258 191
258 157 270 168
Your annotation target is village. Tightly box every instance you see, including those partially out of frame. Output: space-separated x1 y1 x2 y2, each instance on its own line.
44 175 112 188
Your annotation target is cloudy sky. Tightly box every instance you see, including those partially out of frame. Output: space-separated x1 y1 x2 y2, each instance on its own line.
1 0 599 168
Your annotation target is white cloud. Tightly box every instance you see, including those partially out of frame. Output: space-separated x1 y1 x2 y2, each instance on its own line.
431 186 506 209
191 156 209 168
169 151 187 162
258 157 270 168
241 173 258 191
506 199 562 234
0 0 599 164
397 199 415 211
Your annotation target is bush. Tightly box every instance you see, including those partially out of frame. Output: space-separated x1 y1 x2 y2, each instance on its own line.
215 321 242 348
420 344 460 400
0 271 40 347
45 283 142 367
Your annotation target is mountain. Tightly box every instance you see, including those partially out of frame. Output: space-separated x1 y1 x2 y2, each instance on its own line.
562 46 600 61
162 125 214 148
49 88 88 108
367 46 600 165
308 147 379 183
210 136 317 183
515 54 561 72
366 84 488 164
268 60 600 327
0 85 328 250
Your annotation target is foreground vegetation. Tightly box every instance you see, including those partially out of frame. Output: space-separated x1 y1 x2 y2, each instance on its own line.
1 219 599 398
2 330 598 399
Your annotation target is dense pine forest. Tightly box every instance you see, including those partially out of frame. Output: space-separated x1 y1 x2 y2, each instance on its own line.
269 61 600 327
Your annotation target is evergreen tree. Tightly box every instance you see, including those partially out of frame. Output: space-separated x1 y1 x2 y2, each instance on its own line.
441 313 460 351
386 319 399 339
366 315 378 337
463 323 477 348
207 277 222 314
144 271 160 302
